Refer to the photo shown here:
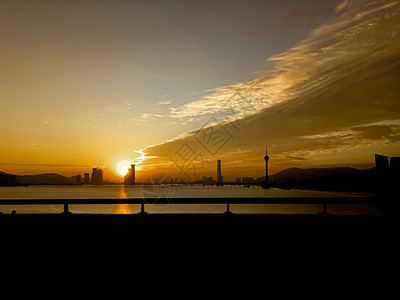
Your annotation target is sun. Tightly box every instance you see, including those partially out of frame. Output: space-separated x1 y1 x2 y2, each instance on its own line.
116 160 131 176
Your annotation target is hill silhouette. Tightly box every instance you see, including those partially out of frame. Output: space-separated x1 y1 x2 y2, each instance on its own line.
16 173 75 185
270 167 376 192
271 167 358 181
1 167 377 192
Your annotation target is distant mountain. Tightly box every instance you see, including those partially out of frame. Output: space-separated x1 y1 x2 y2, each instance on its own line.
16 173 76 185
2 167 378 191
269 167 376 192
270 167 359 182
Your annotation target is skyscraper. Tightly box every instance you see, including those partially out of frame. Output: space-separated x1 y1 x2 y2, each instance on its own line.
375 154 399 202
217 159 222 184
92 168 103 184
375 154 389 172
84 173 90 184
390 157 400 170
263 147 270 188
124 164 136 185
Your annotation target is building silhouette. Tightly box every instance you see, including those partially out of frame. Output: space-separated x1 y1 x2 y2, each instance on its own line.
262 147 270 188
390 157 400 170
91 168 103 184
76 174 82 184
375 154 389 194
242 177 254 183
124 164 135 185
84 173 90 184
217 159 223 184
375 154 400 212
375 154 389 172
200 176 215 184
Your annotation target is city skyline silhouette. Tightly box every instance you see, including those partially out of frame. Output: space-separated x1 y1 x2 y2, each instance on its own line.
3 152 399 198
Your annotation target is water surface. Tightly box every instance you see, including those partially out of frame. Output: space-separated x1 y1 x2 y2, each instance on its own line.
0 185 377 215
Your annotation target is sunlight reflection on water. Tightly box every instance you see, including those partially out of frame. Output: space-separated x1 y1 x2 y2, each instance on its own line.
0 185 379 215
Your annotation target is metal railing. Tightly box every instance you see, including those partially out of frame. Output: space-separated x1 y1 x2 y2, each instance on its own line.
0 196 379 215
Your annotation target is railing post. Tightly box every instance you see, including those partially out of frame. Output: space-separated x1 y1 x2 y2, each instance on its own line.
224 201 233 215
62 203 71 215
321 202 329 215
138 202 147 215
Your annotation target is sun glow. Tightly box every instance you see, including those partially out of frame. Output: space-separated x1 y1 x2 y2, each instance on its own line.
116 160 131 176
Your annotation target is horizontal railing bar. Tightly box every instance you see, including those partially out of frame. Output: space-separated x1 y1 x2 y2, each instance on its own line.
0 197 378 205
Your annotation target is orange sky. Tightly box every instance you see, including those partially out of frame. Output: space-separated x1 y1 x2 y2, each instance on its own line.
1 0 400 182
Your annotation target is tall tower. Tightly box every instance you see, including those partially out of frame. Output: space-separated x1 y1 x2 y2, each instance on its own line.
217 159 222 184
263 147 270 188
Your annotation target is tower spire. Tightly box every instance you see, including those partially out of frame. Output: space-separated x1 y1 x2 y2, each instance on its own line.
263 145 270 189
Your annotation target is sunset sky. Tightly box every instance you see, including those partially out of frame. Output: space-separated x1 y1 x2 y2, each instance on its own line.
1 0 399 182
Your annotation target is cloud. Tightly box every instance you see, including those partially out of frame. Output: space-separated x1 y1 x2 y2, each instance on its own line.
141 113 165 119
140 0 400 175
125 102 133 110
351 123 400 143
156 94 173 106
157 100 172 105
130 113 167 123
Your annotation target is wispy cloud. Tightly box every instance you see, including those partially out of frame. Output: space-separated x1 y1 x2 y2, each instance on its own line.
139 0 400 173
141 113 166 120
156 94 173 106
129 113 167 123
125 102 133 110
157 100 172 105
